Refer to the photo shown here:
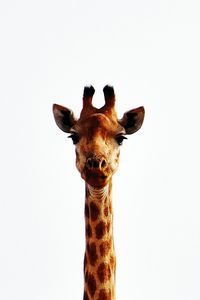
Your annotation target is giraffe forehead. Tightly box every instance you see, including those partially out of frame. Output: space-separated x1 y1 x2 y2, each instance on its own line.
80 114 115 128
77 113 121 136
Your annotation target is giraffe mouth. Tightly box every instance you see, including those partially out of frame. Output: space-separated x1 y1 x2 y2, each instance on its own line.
82 168 109 187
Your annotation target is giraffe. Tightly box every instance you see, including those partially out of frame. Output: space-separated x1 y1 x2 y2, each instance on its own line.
53 85 145 300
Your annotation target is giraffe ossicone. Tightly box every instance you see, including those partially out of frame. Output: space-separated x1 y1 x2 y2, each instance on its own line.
53 85 145 300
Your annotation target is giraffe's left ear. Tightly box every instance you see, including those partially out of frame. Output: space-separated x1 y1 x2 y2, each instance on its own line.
118 106 145 134
53 104 77 133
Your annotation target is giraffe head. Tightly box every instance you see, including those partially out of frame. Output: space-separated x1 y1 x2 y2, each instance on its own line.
53 86 145 188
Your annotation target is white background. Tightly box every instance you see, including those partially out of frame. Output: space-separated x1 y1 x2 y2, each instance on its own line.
0 0 200 299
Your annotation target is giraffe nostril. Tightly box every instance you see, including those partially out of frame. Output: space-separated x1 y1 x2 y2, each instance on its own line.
101 159 107 169
86 158 93 169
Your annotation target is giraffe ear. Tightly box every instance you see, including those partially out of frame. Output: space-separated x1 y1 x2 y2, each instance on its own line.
53 104 77 133
118 106 145 134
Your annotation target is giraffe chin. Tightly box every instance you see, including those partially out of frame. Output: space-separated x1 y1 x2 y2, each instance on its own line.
82 169 110 188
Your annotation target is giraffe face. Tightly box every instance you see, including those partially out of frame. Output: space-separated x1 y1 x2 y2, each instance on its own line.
53 85 145 188
71 113 124 187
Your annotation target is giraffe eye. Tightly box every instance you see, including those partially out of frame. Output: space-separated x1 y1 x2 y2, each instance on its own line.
115 135 127 146
68 133 80 145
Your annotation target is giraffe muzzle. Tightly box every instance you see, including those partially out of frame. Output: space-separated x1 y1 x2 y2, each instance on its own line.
86 157 107 171
83 156 110 187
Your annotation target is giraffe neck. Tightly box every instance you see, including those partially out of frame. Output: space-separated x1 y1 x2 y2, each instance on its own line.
83 180 116 300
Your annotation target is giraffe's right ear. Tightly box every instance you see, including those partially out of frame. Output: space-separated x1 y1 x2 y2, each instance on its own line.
53 104 77 133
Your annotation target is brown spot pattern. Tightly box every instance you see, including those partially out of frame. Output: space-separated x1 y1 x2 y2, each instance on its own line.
97 262 111 283
104 206 109 217
86 224 92 238
98 288 111 300
85 203 89 218
109 203 112 214
90 202 100 221
87 273 97 297
87 242 98 266
95 221 106 239
99 240 111 257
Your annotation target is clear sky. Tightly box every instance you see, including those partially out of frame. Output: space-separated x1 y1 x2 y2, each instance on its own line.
0 0 200 299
